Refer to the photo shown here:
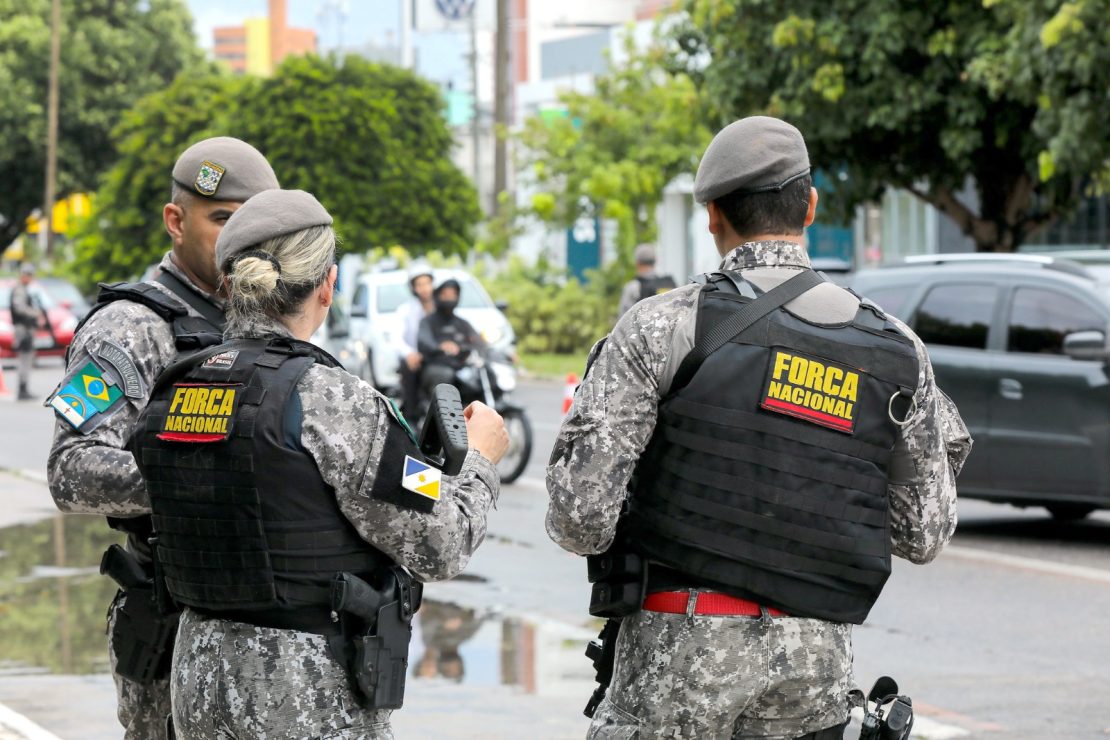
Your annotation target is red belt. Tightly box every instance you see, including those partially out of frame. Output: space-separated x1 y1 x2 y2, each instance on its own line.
642 591 788 617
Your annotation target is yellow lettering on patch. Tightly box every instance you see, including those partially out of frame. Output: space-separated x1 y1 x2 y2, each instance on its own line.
159 383 241 442
761 349 863 434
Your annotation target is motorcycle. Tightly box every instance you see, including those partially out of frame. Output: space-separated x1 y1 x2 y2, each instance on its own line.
419 347 533 485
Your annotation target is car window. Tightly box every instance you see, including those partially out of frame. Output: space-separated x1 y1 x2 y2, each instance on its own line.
859 285 912 320
913 284 996 349
457 278 491 309
352 284 368 313
1006 288 1105 355
376 283 410 313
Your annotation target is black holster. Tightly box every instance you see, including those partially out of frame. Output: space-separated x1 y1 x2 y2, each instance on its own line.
101 544 179 684
329 568 423 710
583 618 622 718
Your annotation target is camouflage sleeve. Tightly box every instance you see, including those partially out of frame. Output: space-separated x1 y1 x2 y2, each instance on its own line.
886 318 972 564
298 364 499 582
47 302 179 516
545 285 702 556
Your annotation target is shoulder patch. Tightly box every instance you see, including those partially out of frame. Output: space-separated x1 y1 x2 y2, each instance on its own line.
48 358 127 431
194 160 225 196
401 455 442 501
92 340 145 399
156 383 242 443
761 348 859 434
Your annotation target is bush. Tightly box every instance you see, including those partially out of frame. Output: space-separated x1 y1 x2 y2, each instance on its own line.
478 257 616 355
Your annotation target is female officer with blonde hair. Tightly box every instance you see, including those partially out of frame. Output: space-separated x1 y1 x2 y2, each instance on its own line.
131 189 507 738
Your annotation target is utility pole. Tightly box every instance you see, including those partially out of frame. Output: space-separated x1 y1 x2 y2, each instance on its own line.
40 0 61 259
493 0 509 217
470 7 481 214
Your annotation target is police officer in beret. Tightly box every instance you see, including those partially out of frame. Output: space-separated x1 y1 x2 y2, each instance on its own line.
46 136 279 739
547 116 972 738
129 189 508 738
617 244 676 318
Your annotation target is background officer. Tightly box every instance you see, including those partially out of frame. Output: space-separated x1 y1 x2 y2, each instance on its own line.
547 116 971 739
130 189 508 739
9 262 43 400
617 244 676 318
46 136 278 739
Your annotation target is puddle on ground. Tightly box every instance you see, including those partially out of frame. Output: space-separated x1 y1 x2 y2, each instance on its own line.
0 515 596 696
409 600 598 697
0 514 123 675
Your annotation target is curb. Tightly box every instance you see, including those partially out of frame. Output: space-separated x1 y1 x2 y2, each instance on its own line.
0 703 63 740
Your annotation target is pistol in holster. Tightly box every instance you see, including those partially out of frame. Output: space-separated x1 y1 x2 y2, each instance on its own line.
583 618 622 719
859 677 914 740
100 543 180 684
329 568 423 710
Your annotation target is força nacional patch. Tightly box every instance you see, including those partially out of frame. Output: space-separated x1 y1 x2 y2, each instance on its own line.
157 383 241 443
760 349 860 434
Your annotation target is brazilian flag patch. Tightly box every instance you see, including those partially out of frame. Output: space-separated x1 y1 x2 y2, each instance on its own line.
49 361 125 430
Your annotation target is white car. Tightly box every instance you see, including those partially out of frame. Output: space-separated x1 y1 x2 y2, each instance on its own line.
349 268 516 392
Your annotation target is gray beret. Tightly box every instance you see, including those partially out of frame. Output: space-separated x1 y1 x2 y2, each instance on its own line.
634 244 656 264
693 116 811 204
172 136 279 202
215 189 333 271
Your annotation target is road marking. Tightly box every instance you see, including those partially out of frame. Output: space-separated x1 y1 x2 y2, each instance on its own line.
0 703 62 740
943 545 1110 585
914 701 1006 734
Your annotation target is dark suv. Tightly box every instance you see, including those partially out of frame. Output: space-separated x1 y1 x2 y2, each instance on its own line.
851 254 1110 520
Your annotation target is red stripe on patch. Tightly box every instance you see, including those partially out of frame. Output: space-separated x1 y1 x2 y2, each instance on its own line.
761 397 854 432
155 432 228 443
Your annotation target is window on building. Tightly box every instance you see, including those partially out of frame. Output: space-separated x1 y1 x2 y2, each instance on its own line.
1006 288 1105 355
913 284 996 349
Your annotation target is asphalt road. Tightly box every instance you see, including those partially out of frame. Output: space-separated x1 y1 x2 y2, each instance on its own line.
2 361 1109 738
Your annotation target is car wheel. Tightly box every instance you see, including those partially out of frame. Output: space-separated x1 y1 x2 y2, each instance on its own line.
1046 504 1095 521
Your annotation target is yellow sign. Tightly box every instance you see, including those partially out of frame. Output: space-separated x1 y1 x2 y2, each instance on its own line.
762 350 859 433
24 193 92 235
158 384 240 441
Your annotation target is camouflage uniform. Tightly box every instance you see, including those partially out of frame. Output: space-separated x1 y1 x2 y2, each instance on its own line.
47 253 223 740
547 241 971 739
170 313 499 740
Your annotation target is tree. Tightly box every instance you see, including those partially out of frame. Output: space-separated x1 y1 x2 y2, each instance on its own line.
69 72 245 285
518 36 712 264
229 55 480 256
675 0 1110 252
69 55 481 288
0 0 204 248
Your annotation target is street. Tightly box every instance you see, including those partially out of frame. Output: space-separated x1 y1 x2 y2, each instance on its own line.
1 360 1109 739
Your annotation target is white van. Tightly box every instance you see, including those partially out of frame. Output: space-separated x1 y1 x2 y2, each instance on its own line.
349 268 516 392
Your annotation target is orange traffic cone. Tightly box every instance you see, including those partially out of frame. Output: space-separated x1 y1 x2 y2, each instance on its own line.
562 373 579 416
0 361 11 399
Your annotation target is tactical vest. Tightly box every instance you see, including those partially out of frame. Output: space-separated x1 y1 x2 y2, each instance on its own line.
75 272 227 556
130 338 386 632
625 271 919 624
637 275 677 302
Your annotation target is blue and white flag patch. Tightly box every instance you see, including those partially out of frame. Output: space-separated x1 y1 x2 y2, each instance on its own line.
401 455 442 501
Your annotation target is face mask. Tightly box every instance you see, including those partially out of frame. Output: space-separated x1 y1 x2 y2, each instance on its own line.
436 299 458 317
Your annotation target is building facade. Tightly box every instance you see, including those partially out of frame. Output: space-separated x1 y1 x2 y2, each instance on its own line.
212 0 316 76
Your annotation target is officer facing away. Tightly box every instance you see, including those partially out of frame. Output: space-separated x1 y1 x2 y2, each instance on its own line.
617 244 677 318
46 137 278 739
547 116 971 739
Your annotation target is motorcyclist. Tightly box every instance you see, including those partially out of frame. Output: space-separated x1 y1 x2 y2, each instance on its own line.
417 278 485 398
394 263 435 416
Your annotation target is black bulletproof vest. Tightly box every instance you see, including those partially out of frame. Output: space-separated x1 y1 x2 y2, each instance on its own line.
76 274 227 558
637 275 677 302
625 274 919 624
131 338 385 629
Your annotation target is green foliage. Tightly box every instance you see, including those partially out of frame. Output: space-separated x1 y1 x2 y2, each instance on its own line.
69 71 242 285
477 258 613 355
518 33 712 266
675 0 1110 251
0 0 205 248
229 55 480 257
67 55 481 289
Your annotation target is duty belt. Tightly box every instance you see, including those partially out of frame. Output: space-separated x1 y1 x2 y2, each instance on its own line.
643 590 788 617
